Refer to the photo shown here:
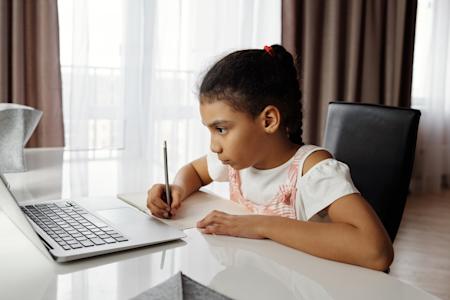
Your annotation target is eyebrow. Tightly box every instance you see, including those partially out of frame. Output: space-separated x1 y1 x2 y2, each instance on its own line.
203 120 233 128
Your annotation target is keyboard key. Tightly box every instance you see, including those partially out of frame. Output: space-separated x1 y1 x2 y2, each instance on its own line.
62 245 71 250
80 240 94 247
115 237 128 242
90 238 106 245
101 227 114 232
83 215 108 228
104 238 116 244
69 243 83 249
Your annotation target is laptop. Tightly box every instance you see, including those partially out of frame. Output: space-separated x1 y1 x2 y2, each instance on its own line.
0 174 186 262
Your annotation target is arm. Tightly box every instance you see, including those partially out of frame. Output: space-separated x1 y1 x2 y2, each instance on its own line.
197 151 394 271
259 194 394 271
147 156 212 218
173 156 213 201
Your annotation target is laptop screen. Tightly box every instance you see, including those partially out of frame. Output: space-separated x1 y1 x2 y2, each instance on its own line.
0 174 52 260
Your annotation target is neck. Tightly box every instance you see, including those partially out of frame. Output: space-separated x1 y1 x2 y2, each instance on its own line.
253 135 301 170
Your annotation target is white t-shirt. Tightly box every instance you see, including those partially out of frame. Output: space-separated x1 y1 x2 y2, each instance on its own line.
206 145 359 221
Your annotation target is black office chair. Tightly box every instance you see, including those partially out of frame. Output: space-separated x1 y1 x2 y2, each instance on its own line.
323 102 421 242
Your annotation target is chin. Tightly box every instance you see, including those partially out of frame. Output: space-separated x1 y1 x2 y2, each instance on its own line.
229 162 251 170
221 159 251 170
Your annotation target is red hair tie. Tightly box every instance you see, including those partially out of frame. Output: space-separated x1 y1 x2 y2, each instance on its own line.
264 45 274 56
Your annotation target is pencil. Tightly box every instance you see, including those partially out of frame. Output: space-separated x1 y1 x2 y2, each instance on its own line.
163 141 172 210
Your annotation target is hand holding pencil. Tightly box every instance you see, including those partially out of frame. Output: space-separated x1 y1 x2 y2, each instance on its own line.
146 141 184 218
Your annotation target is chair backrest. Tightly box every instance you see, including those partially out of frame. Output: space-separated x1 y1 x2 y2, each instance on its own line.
323 102 421 241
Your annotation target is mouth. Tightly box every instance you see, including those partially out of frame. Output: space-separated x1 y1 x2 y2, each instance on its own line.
220 159 231 165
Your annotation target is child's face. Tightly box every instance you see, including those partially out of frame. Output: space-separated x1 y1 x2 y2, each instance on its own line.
200 99 267 170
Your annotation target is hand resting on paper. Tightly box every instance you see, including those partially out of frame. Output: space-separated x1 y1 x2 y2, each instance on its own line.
197 210 266 239
147 184 185 219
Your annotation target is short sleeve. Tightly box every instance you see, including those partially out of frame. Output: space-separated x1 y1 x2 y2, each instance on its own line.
206 151 229 182
298 158 359 220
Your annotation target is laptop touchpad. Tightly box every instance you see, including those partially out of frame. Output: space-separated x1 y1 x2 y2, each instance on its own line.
97 207 170 230
97 207 181 240
97 207 146 225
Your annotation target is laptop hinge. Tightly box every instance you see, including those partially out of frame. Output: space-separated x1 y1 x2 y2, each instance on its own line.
38 235 54 250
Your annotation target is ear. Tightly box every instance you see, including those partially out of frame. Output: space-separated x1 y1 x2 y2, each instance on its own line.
259 105 281 134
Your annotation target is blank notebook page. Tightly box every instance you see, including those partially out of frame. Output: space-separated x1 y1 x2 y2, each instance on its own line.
117 190 251 230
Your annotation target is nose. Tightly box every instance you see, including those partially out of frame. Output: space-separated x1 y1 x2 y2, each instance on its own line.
210 136 222 154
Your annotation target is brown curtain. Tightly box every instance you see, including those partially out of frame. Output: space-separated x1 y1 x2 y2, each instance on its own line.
282 0 417 145
0 0 64 147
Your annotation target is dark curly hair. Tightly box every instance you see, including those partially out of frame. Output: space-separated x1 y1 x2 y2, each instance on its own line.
199 44 303 145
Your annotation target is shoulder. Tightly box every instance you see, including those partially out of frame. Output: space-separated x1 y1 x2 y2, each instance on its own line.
301 149 333 176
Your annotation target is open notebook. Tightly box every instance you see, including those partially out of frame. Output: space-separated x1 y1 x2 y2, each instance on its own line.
117 190 251 230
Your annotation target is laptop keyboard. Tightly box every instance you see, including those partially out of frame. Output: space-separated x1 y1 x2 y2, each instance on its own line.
21 202 128 251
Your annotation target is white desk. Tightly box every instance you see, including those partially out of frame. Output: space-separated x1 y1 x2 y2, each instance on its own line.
0 148 437 300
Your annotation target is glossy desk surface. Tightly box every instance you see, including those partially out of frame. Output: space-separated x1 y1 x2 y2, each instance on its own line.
0 148 437 300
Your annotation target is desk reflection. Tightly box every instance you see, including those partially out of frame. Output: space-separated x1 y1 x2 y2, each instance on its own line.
203 235 332 300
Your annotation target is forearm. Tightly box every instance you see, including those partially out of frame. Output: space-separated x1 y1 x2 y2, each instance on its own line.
173 163 205 200
259 216 393 270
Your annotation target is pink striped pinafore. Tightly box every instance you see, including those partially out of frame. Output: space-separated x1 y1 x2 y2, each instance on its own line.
228 145 317 219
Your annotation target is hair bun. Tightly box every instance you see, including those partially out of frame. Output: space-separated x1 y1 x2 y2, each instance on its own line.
269 44 293 62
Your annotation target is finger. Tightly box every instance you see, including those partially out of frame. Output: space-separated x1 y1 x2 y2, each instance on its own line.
201 224 229 236
200 224 219 234
146 189 154 210
147 186 166 208
196 211 216 228
170 189 183 215
197 210 227 228
153 197 170 211
171 190 182 209
148 202 169 218
149 189 170 211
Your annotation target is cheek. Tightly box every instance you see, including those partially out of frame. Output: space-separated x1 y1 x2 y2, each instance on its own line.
228 128 263 161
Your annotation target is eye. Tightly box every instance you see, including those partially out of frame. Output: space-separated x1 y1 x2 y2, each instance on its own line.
216 127 227 135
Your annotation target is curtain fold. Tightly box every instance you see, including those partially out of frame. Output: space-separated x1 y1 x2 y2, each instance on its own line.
0 0 64 147
282 0 417 145
411 0 450 193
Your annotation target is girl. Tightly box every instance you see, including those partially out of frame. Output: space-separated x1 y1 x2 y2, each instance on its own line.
147 45 393 271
